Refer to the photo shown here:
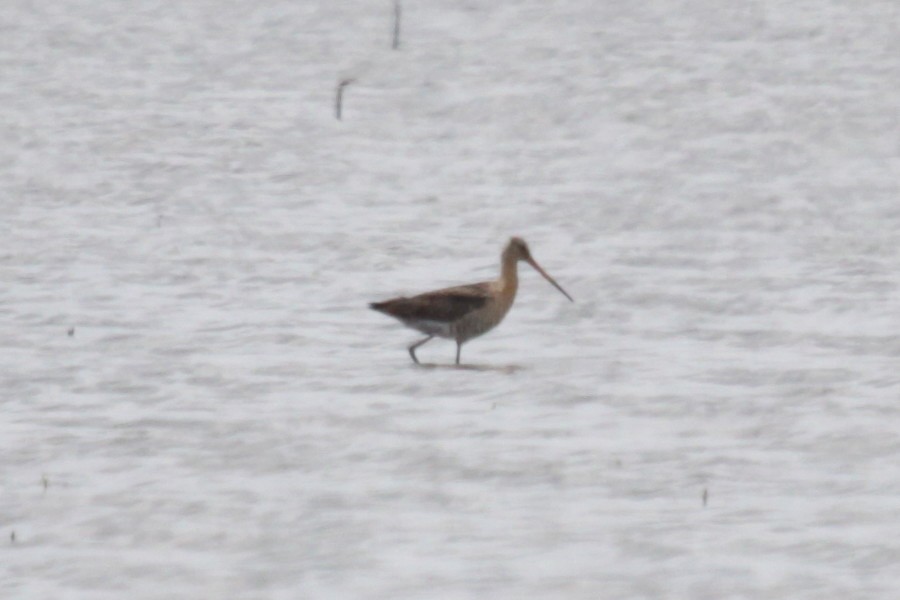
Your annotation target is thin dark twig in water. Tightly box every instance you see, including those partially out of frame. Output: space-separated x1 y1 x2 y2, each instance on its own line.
335 78 354 120
392 1 402 50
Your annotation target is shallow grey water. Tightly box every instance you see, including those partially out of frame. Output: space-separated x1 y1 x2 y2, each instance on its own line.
3 1 900 598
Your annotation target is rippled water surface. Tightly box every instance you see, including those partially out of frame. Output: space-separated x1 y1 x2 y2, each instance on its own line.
3 1 900 598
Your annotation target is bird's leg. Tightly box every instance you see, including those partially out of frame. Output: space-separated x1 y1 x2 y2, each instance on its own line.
455 341 462 365
408 335 433 364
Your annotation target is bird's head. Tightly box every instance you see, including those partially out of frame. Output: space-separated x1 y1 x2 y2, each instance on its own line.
503 236 573 302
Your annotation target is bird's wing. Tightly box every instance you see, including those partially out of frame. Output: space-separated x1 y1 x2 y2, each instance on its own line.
371 283 490 322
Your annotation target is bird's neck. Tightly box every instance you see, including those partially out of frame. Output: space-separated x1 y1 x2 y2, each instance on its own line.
500 253 519 295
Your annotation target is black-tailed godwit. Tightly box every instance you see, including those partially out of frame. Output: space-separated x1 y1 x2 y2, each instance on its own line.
370 237 573 365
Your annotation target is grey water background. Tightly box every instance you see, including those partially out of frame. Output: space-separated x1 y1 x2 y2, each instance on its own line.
2 0 900 597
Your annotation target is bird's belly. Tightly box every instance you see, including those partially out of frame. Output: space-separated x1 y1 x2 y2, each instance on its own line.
403 318 454 338
453 308 506 342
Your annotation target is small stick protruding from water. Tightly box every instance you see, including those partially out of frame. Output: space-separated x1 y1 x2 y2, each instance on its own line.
392 0 402 50
702 488 708 507
42 474 49 492
335 78 354 120
10 531 15 543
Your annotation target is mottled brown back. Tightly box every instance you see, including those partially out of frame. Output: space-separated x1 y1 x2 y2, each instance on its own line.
370 283 490 323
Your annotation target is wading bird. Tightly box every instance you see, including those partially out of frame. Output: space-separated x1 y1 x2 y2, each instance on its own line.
370 237 573 365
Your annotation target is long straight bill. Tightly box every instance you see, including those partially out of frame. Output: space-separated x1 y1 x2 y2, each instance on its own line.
527 257 574 302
